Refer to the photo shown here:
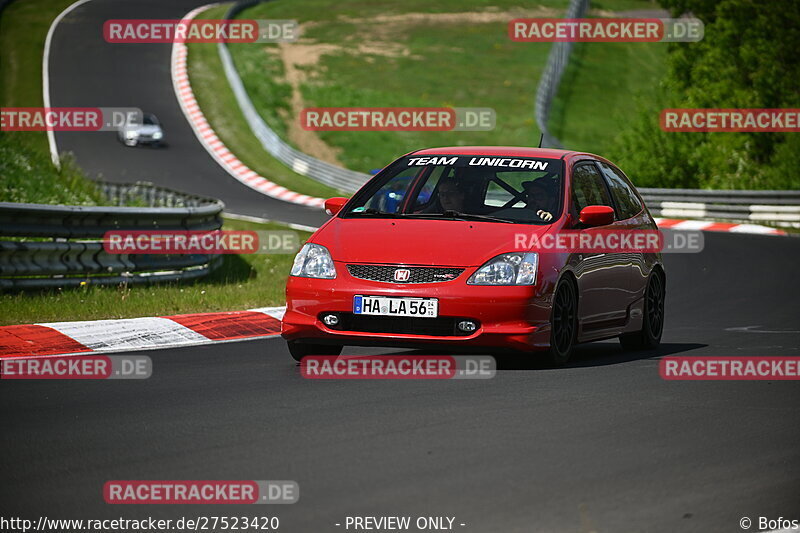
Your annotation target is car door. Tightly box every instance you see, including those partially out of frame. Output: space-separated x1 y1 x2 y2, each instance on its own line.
596 160 650 305
569 161 631 339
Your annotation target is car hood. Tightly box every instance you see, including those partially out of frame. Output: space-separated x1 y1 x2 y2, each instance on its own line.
123 125 161 135
312 218 553 267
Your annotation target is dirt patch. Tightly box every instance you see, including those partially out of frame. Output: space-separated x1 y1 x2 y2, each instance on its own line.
332 6 560 29
277 42 343 165
589 8 671 18
274 37 418 164
273 7 566 164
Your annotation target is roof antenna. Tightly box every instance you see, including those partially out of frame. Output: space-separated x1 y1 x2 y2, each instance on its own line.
537 133 544 148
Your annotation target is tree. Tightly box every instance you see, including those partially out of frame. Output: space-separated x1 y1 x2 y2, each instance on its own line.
610 0 800 189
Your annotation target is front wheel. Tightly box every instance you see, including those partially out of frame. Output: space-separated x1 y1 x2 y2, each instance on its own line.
287 341 343 362
619 271 665 350
546 278 578 366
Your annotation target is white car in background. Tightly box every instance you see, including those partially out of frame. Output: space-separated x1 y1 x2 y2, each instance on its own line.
118 112 164 147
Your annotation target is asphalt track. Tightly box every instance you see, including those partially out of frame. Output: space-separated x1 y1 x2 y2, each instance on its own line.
2 0 800 531
47 0 328 228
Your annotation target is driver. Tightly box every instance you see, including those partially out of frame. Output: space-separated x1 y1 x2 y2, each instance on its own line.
523 179 556 221
437 178 467 212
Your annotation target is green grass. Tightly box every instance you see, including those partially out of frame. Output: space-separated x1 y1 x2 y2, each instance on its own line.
187 5 344 199
0 218 310 325
0 0 77 155
222 0 662 173
302 21 548 172
0 132 109 204
591 0 664 11
236 0 556 172
0 2 306 325
549 40 668 155
0 0 112 204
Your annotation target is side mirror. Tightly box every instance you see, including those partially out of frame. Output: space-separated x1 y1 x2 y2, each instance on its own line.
324 197 348 216
579 205 614 227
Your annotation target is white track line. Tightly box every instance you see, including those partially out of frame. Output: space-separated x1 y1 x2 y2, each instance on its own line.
222 212 320 232
43 0 95 166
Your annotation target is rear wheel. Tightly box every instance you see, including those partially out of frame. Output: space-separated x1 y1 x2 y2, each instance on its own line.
546 278 577 366
619 271 665 350
287 341 343 362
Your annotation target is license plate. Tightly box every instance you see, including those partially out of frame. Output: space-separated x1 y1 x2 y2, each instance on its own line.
353 295 438 318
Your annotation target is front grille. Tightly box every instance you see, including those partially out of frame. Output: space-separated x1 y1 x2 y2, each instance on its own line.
347 264 464 284
329 313 476 337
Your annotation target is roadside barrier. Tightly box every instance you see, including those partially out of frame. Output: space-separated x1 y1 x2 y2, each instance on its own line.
534 0 589 148
0 182 224 289
638 188 800 228
218 0 369 193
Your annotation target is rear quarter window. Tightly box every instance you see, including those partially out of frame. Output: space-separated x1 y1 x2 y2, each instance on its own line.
598 162 643 220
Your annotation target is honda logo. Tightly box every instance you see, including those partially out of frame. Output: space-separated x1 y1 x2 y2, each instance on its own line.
393 269 411 282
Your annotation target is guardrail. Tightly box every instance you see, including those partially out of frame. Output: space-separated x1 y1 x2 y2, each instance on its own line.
0 182 225 289
219 1 369 194
639 188 800 228
534 0 589 149
219 0 587 191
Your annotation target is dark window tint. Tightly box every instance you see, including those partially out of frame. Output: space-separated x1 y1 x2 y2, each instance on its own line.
598 162 642 220
572 163 613 215
344 156 563 225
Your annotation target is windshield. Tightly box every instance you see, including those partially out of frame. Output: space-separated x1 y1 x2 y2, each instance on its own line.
343 155 563 224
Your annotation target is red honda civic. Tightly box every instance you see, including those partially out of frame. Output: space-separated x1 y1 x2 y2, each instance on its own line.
282 147 665 365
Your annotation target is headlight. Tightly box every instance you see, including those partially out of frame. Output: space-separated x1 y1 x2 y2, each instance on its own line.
124 130 137 139
152 131 163 140
467 252 538 286
290 243 336 279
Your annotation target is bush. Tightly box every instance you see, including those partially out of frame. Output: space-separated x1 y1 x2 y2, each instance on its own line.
609 0 800 190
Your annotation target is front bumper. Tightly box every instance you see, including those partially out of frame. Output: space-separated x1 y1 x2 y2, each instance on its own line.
136 135 162 144
282 265 553 352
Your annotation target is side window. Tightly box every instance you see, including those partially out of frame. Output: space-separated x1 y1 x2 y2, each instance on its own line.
598 162 643 220
571 163 613 215
366 167 421 213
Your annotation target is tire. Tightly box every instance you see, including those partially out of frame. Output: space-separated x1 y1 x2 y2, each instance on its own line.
619 271 665 351
546 277 578 366
287 341 343 362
